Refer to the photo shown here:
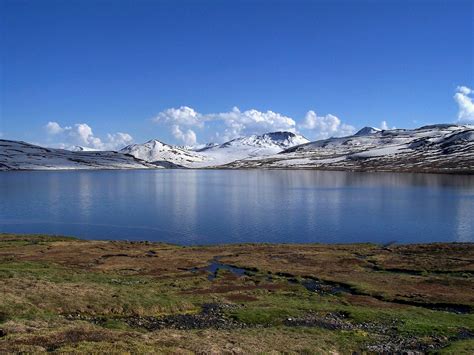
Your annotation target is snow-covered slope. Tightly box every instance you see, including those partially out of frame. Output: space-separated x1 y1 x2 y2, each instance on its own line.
226 125 474 174
71 146 100 152
4 126 471 173
190 131 309 168
0 140 167 171
121 140 206 167
123 132 309 168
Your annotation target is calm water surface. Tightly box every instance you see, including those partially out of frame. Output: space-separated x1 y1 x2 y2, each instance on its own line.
0 170 473 244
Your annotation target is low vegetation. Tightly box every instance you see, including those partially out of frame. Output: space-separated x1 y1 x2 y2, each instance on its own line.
0 234 473 353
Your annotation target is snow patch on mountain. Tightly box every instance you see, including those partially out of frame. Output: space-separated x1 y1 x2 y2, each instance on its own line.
0 140 165 171
71 146 100 152
188 131 310 167
226 124 474 173
122 131 309 168
121 140 206 167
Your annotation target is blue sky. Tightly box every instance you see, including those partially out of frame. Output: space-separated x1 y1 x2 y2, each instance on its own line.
1 0 473 148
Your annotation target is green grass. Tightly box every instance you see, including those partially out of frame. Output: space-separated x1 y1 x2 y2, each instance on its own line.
1 234 473 353
439 338 474 354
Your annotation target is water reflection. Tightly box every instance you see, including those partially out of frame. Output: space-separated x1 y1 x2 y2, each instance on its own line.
0 170 473 244
456 196 474 242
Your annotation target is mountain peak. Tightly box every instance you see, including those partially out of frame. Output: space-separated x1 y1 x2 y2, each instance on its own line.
144 139 168 146
355 127 382 136
223 131 309 148
263 131 297 139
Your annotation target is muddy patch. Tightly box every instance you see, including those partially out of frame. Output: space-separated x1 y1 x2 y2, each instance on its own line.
125 303 245 330
284 312 354 330
284 312 471 353
289 277 351 295
366 328 474 353
64 303 246 330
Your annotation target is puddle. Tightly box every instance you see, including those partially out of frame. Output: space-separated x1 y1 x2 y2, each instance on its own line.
189 256 250 281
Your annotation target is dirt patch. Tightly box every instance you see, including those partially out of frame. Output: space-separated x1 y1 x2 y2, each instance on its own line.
284 312 354 330
284 312 471 353
125 303 246 330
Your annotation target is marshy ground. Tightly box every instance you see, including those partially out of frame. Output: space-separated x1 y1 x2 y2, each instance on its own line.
0 234 473 353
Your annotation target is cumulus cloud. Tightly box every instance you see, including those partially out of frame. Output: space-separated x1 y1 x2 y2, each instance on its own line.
454 85 474 122
171 125 197 146
105 132 134 149
298 111 355 139
45 121 64 135
380 121 396 130
44 122 133 150
457 86 472 95
210 107 296 141
153 106 203 127
153 106 352 144
153 106 295 143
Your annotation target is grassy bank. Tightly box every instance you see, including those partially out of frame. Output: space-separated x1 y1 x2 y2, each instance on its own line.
0 233 473 353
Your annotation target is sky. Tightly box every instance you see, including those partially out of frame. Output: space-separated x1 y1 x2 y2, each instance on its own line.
1 0 473 149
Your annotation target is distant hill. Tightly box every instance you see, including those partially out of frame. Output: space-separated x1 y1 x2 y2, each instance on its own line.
225 124 474 174
0 140 170 171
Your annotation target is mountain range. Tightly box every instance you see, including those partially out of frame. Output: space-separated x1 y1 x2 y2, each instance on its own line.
121 131 309 168
0 140 170 171
227 124 474 173
1 125 473 173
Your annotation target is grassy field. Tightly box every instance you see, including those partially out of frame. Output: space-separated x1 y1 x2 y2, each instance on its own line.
0 233 473 353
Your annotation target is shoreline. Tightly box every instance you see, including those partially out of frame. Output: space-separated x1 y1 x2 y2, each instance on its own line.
1 166 474 175
1 232 473 247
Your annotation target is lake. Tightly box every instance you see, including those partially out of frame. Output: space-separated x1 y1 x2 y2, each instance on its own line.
0 170 473 245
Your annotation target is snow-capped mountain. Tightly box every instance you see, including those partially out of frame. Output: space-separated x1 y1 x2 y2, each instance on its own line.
209 131 309 151
226 124 474 174
122 131 309 168
191 131 310 167
120 139 206 167
2 126 472 172
0 140 168 171
354 127 382 136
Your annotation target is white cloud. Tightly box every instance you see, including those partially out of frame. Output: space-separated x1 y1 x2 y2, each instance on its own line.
106 132 134 149
153 106 353 143
153 106 203 127
380 121 396 130
44 122 133 150
454 85 474 122
210 107 296 141
153 106 296 143
457 86 472 95
298 110 355 139
171 125 197 146
45 121 64 135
